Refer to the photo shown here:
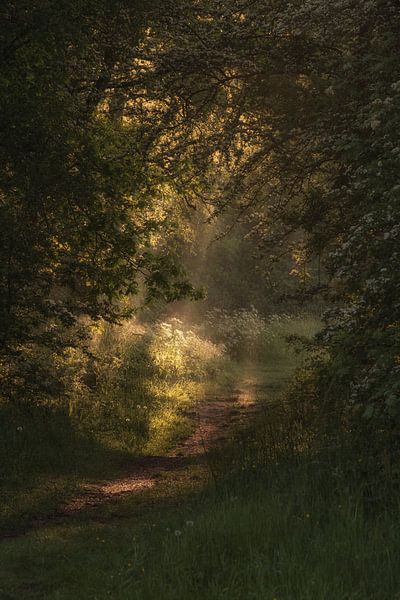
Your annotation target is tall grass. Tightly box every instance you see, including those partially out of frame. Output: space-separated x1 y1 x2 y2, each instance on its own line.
82 317 229 453
2 351 400 599
2 314 400 598
0 317 229 532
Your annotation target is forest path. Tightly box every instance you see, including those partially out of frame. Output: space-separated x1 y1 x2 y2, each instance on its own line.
0 364 284 541
62 371 262 516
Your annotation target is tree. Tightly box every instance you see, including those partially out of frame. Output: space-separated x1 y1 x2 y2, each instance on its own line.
0 0 197 401
138 0 400 427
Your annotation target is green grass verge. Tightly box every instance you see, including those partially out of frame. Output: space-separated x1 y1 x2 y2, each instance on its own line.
1 449 400 599
1 357 400 599
0 371 236 535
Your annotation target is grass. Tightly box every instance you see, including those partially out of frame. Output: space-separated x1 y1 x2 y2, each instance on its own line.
0 402 131 534
205 308 322 367
0 372 213 535
0 317 233 534
3 314 399 599
1 430 400 599
2 350 400 598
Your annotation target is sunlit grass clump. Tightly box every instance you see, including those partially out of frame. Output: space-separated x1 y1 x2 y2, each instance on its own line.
0 316 229 532
149 318 225 379
83 317 228 453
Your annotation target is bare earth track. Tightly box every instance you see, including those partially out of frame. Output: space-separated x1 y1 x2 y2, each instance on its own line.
63 384 259 515
0 374 263 539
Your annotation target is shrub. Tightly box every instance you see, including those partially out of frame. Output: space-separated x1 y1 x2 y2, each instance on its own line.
205 307 320 362
74 317 227 453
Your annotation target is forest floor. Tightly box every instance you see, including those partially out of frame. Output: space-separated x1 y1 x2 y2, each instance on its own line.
2 366 266 537
0 363 292 599
61 376 260 516
2 359 398 600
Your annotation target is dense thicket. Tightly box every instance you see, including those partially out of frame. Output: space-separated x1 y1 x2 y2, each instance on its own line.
0 1 197 401
1 0 399 436
142 0 400 431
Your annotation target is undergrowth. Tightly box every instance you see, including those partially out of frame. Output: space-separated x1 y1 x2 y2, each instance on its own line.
0 316 230 533
205 307 321 362
2 342 400 599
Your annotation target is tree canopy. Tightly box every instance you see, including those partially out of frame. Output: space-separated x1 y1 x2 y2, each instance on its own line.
1 0 399 427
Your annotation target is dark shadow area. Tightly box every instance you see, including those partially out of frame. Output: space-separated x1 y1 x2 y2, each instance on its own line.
0 402 132 535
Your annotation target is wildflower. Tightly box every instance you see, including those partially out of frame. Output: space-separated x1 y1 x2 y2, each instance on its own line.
174 530 182 537
16 426 23 432
125 418 131 422
185 520 194 527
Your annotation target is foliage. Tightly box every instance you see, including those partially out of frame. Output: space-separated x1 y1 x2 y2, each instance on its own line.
205 308 320 362
0 315 229 531
140 0 400 436
0 0 198 402
148 318 225 380
73 317 228 452
1 0 399 522
182 216 316 316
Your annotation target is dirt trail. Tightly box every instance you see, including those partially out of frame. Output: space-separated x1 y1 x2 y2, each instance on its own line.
62 378 261 515
0 373 264 541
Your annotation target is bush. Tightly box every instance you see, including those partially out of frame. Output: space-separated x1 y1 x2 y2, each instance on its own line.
205 307 321 362
73 317 228 453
